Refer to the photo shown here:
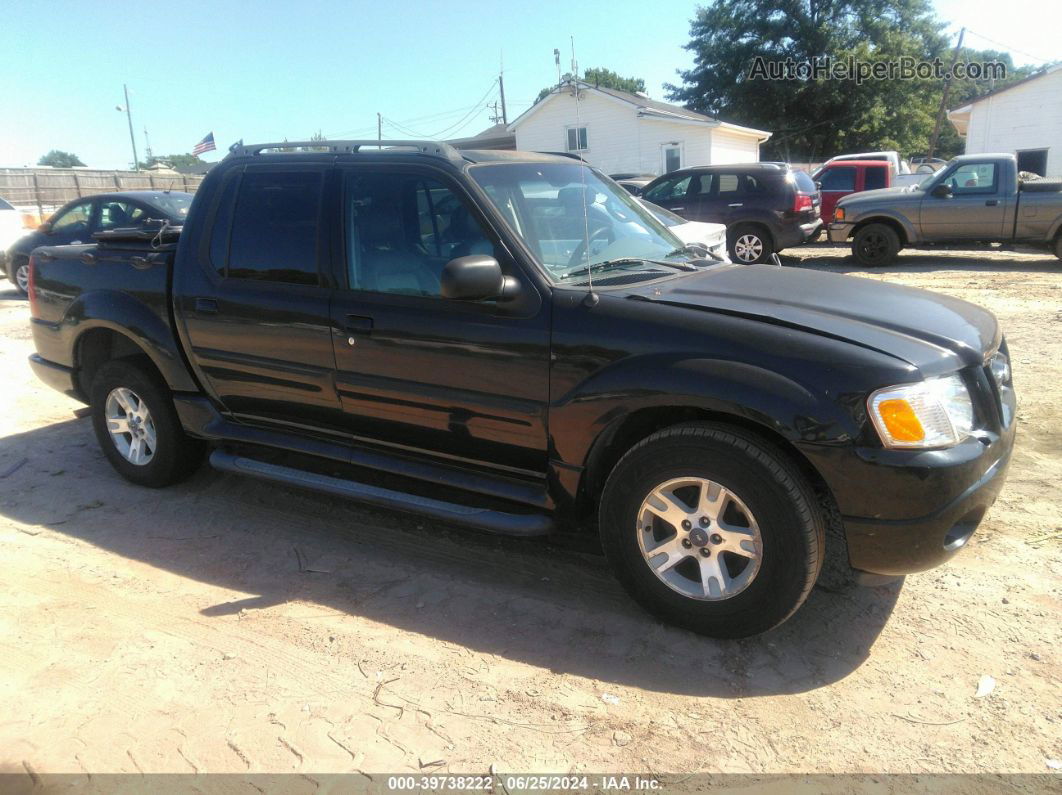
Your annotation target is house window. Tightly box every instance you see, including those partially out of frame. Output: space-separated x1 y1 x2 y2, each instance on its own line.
566 126 588 152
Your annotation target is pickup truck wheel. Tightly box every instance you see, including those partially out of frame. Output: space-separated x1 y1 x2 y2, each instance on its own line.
1054 235 1062 261
852 223 900 267
89 360 205 488
599 423 824 638
728 225 774 264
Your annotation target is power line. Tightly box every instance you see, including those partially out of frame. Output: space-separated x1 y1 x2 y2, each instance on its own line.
961 27 1052 64
323 87 497 141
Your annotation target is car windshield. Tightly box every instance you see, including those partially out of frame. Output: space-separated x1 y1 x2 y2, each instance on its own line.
145 193 193 220
469 162 691 284
915 166 948 190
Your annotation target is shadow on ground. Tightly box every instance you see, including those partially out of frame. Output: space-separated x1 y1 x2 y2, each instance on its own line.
0 417 902 697
782 244 1059 274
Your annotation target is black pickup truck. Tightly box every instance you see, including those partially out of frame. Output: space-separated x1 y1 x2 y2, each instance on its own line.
27 140 1016 637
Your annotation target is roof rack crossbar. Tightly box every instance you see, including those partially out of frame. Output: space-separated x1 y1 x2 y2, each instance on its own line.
226 139 464 162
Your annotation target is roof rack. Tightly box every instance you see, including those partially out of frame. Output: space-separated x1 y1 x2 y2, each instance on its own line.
225 139 464 163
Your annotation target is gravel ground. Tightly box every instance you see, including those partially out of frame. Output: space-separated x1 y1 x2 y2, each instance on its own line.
0 243 1059 778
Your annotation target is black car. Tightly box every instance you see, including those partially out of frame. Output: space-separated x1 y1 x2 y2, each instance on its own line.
5 190 193 295
26 140 1014 638
640 163 822 263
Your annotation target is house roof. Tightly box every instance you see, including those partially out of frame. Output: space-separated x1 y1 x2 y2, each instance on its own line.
447 123 515 150
507 80 771 140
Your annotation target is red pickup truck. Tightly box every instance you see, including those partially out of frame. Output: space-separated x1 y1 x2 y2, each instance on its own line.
813 160 897 225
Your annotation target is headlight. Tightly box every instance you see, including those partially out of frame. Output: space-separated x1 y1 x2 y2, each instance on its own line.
834 207 846 222
989 351 1010 389
868 374 974 448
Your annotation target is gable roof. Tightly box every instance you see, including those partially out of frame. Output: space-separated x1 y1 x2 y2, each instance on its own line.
507 80 771 140
447 123 515 150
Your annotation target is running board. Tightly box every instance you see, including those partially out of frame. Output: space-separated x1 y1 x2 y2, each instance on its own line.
209 450 553 537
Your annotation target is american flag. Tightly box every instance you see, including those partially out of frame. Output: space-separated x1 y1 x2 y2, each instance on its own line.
192 132 216 156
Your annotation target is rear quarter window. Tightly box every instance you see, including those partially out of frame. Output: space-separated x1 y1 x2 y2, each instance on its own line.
792 170 817 193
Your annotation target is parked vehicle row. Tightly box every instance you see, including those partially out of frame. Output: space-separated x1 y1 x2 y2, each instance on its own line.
25 139 1015 638
829 153 1062 266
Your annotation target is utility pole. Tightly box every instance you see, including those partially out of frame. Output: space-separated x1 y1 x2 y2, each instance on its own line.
119 84 139 171
928 27 965 160
377 112 382 145
498 73 508 125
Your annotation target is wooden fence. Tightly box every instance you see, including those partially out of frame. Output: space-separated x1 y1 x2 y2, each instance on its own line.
0 168 206 221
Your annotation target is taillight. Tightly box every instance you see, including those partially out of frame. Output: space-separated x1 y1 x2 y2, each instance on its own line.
27 255 38 316
793 194 813 213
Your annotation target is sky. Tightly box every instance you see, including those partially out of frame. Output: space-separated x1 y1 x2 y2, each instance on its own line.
1 0 1058 169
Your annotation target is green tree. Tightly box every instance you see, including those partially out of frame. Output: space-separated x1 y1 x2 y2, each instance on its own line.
665 0 954 161
38 150 85 167
536 67 647 103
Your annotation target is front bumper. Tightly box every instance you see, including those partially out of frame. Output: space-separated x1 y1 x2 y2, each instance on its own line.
800 418 1015 577
828 221 854 243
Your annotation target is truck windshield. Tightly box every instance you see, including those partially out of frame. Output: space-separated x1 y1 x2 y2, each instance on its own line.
469 162 690 284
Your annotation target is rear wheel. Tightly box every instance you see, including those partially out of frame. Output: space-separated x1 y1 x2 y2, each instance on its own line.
90 360 205 487
852 223 901 267
599 423 825 638
728 224 774 264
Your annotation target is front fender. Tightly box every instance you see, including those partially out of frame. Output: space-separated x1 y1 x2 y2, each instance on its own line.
847 208 920 244
549 353 858 472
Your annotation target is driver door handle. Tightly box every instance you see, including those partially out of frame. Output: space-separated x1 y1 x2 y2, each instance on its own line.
985 199 999 206
671 206 685 211
728 203 743 207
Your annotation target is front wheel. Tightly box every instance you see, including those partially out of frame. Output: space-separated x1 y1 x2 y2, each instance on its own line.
852 223 900 267
90 360 205 487
599 423 825 638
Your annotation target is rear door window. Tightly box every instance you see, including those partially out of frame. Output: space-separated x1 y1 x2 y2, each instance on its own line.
226 170 324 285
864 167 887 190
820 168 857 191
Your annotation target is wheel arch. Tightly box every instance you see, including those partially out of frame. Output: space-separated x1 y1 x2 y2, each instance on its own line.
851 215 912 246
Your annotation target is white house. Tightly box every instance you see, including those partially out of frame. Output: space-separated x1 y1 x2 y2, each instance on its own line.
507 80 771 176
948 64 1062 177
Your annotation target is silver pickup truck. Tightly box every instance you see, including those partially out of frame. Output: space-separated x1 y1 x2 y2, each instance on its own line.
828 153 1062 266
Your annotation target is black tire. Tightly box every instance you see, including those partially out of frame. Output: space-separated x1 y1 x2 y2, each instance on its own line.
89 360 205 487
599 423 825 638
852 223 901 267
1054 234 1062 261
727 224 774 264
7 256 29 296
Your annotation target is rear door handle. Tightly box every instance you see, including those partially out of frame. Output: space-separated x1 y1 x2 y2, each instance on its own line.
194 297 218 314
728 203 744 207
671 206 685 211
985 199 999 206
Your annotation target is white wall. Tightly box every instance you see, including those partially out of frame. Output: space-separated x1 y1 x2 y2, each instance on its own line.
512 90 761 175
964 69 1062 176
710 127 761 165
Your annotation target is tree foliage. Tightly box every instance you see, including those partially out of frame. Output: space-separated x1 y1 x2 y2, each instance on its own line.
536 67 647 103
38 150 85 168
665 0 1036 161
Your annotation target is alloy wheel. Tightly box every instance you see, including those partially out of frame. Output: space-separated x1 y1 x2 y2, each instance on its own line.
733 234 764 263
104 387 157 466
637 477 763 600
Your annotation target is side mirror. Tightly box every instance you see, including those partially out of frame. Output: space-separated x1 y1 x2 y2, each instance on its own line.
814 181 823 191
38 221 53 234
440 255 515 301
931 183 952 198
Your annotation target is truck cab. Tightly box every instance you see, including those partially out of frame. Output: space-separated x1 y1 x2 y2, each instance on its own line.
812 159 892 224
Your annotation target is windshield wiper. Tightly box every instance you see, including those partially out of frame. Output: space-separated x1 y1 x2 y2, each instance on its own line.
562 257 697 281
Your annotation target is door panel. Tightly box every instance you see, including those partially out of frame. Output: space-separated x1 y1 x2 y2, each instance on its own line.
177 164 341 430
920 162 1006 240
329 167 550 473
817 165 856 224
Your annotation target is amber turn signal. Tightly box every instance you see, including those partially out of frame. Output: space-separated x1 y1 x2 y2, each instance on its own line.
876 398 925 442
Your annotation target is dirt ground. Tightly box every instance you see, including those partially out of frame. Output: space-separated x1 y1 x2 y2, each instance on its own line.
0 243 1059 778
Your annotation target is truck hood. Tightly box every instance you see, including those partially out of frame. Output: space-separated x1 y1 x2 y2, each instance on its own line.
626 264 999 372
837 186 921 207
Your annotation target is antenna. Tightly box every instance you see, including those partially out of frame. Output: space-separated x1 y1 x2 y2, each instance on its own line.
568 37 595 303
